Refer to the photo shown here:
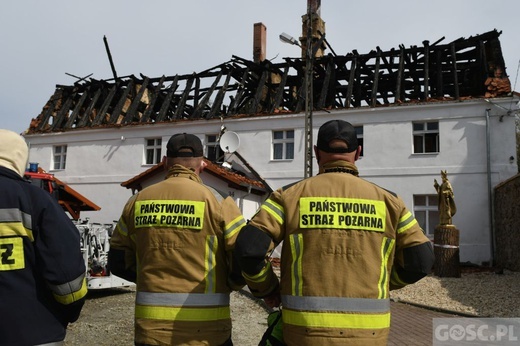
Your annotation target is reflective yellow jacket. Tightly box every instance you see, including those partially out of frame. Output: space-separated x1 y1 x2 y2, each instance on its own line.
110 164 246 346
236 160 434 346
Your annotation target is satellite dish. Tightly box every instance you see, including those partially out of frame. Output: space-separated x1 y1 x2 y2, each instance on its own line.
219 131 240 153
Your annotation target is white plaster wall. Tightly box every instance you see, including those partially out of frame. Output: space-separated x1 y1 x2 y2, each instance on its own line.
24 97 519 264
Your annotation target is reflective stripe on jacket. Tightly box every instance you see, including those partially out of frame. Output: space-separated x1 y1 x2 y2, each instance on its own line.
0 167 87 345
241 160 432 345
110 164 246 345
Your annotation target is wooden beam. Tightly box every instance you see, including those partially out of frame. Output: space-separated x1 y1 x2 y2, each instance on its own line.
207 73 231 119
78 88 102 128
423 40 430 100
36 95 59 131
123 77 150 124
51 96 73 131
192 71 223 119
451 43 460 100
370 51 381 107
141 76 165 123
228 68 250 115
92 84 118 126
251 69 269 114
65 91 89 129
317 57 333 109
108 79 134 124
270 65 289 113
346 57 357 108
156 75 180 122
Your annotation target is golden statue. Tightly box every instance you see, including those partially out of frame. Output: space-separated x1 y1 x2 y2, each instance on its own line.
434 170 456 225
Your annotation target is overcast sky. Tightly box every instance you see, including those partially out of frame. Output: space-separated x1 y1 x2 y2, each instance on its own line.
1 0 519 134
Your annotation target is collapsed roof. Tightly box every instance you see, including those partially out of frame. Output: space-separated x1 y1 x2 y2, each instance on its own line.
28 29 511 134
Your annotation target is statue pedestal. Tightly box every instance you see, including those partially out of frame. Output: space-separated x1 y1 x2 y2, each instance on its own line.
433 225 461 278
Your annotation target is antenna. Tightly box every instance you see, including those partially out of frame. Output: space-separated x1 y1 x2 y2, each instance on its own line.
219 131 241 153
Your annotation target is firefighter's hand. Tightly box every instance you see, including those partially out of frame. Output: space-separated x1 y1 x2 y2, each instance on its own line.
263 290 281 308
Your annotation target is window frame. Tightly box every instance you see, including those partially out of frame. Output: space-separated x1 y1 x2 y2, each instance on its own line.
413 194 439 237
205 134 224 162
52 145 67 170
144 138 162 165
355 125 364 157
412 121 439 154
272 129 295 161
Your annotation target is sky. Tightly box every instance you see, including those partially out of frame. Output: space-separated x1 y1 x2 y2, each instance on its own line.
1 0 519 135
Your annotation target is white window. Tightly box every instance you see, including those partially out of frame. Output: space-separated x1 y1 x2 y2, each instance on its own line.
53 145 67 170
145 138 162 165
206 134 224 162
355 126 364 157
273 130 294 160
413 121 439 153
413 194 439 237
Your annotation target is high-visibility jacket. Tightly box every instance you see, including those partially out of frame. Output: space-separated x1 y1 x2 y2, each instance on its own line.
235 160 434 346
109 164 247 346
0 167 87 346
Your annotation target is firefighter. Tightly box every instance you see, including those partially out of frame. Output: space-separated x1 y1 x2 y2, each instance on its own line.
0 129 87 345
109 133 247 346
234 120 435 345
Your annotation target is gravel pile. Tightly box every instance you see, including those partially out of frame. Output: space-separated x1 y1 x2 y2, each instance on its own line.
390 269 520 317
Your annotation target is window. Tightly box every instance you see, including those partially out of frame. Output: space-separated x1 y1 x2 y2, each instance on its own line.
53 145 67 170
355 126 364 157
413 194 439 236
206 134 224 162
413 121 439 153
273 130 294 160
145 138 162 165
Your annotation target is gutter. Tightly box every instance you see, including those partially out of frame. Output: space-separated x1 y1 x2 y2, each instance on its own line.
485 109 496 265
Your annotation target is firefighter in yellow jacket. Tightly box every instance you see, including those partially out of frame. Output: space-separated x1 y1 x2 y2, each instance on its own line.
109 133 246 346
235 120 435 346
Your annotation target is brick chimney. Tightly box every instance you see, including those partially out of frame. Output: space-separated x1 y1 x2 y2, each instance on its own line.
253 22 266 63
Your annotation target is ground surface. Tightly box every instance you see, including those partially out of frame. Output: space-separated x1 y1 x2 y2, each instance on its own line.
65 266 520 345
64 288 268 346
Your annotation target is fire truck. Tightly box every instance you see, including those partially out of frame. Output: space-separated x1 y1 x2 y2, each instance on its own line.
24 165 134 289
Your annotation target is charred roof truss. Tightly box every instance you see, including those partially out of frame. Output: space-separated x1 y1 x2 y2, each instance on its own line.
29 30 511 133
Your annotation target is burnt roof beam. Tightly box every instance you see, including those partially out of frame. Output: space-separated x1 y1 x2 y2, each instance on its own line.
141 76 166 123
64 90 89 129
156 75 180 122
122 77 150 124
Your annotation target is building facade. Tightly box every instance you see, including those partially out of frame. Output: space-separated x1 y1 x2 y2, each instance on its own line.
22 24 519 265
24 95 519 265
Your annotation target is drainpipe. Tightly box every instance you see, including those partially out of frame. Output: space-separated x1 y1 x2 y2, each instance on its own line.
485 108 496 265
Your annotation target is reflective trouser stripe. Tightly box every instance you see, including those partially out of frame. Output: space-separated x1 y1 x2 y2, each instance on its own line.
282 295 390 313
378 237 395 299
136 292 230 306
135 305 231 322
289 233 303 296
283 308 391 329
